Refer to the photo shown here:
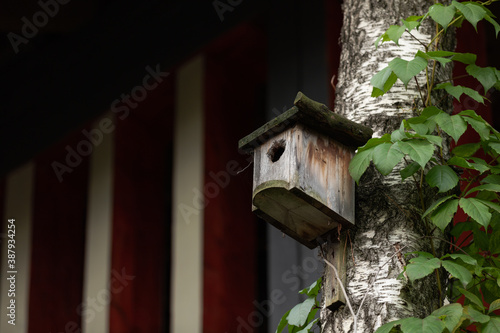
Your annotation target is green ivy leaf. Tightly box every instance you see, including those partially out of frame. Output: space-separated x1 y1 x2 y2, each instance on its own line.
416 50 452 67
491 231 500 254
373 143 404 175
349 149 374 184
422 106 445 118
399 316 446 333
299 278 322 298
296 318 318 333
482 316 500 333
401 161 421 181
443 253 478 266
422 195 457 219
376 25 406 48
489 142 500 155
478 200 500 214
371 67 398 97
459 109 485 120
389 57 428 87
483 280 500 306
374 319 403 333
391 122 409 141
416 134 442 147
429 3 457 29
452 143 481 157
442 260 473 286
431 303 463 333
358 134 392 153
434 113 467 143
448 156 474 168
386 25 407 45
452 0 487 30
485 14 500 38
459 287 486 311
463 305 490 323
489 299 500 314
450 221 474 237
466 64 498 92
407 110 439 134
426 165 459 193
430 198 459 231
403 19 420 31
398 139 435 168
406 257 441 282
460 197 492 228
463 117 491 140
426 51 477 64
435 83 485 103
276 309 291 333
466 184 500 196
470 157 492 174
483 174 500 185
473 223 490 251
287 297 316 327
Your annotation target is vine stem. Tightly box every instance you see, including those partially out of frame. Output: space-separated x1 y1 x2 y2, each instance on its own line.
425 236 470 255
414 77 426 107
427 15 463 49
407 30 428 49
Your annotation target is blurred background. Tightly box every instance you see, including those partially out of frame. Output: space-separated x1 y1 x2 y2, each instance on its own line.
0 0 498 332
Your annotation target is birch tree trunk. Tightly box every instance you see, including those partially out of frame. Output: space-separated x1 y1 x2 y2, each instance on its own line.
321 0 455 332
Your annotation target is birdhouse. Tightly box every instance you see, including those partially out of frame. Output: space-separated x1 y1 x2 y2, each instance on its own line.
239 92 372 248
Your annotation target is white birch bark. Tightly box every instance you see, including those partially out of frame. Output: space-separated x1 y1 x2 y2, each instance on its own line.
321 0 454 332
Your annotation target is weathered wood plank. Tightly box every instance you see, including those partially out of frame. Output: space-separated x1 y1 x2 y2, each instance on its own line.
324 235 347 311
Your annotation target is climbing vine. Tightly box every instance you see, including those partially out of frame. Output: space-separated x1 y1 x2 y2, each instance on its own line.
276 0 500 332
351 0 500 332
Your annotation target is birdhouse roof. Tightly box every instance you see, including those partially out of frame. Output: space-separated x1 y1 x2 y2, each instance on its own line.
238 92 373 153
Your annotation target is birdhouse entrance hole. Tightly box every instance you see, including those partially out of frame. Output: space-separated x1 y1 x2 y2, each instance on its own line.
267 139 286 163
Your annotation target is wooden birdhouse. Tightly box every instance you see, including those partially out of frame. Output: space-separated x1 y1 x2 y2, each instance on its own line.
239 92 372 248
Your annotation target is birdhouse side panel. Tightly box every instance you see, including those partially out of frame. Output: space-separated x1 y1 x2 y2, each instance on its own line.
292 125 329 206
291 125 355 226
326 139 355 225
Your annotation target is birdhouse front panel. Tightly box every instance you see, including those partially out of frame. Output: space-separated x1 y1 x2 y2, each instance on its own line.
251 123 355 247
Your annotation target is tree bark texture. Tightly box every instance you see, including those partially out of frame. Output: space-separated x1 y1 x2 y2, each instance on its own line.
321 0 455 332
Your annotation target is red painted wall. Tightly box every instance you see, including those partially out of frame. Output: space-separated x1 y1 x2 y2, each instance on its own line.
28 131 89 332
110 72 175 332
203 22 267 332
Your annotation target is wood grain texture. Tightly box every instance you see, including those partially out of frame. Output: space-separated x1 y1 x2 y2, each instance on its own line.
252 124 355 248
324 236 348 311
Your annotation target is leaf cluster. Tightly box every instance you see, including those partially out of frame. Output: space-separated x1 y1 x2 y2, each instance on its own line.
276 278 322 333
348 1 500 332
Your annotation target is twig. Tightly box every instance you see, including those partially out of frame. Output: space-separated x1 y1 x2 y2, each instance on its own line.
414 77 426 107
236 160 253 174
406 30 428 49
425 236 470 256
331 75 336 92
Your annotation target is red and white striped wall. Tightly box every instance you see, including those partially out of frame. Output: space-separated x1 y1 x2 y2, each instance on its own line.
0 22 266 333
